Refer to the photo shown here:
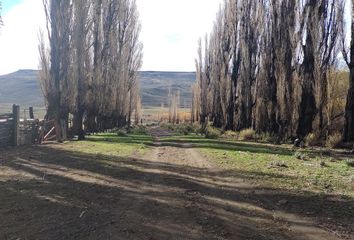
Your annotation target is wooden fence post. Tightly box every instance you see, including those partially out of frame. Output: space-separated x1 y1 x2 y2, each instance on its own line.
12 104 20 146
60 119 67 141
29 107 34 119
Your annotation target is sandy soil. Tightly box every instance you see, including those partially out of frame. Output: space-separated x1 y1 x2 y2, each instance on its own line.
0 128 352 240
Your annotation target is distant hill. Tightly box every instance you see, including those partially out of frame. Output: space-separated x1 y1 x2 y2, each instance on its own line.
139 71 195 108
0 70 195 111
0 70 44 108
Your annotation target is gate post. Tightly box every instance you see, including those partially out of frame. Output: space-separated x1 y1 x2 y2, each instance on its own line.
12 104 20 146
29 107 34 119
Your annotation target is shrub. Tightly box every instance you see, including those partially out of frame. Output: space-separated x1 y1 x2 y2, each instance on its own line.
319 149 332 157
109 128 119 134
205 126 221 139
319 160 327 167
268 161 288 168
294 151 308 160
177 123 197 135
305 132 320 147
161 123 175 131
161 123 200 135
192 123 202 134
195 124 205 135
326 132 342 148
170 123 198 135
259 133 279 144
294 151 302 159
239 128 256 141
223 130 239 139
109 128 127 137
345 159 354 168
128 125 148 135
117 130 128 137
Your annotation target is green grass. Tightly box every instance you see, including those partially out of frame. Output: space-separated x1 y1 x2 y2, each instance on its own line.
161 134 354 197
63 133 153 157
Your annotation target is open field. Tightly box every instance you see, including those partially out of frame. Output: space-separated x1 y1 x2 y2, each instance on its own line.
0 128 353 239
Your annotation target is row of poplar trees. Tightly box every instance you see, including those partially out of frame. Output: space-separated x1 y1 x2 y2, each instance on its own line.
192 0 354 141
39 0 142 140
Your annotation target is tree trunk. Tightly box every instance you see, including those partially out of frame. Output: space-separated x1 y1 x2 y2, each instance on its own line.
297 13 317 138
73 108 85 140
344 2 354 141
344 73 354 141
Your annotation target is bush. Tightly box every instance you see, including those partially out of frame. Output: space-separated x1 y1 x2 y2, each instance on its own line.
108 128 119 134
195 124 205 135
161 123 200 135
305 132 320 147
127 125 148 135
239 128 256 141
177 123 198 135
268 161 288 168
109 128 127 137
319 149 332 157
345 159 354 168
117 130 128 137
319 160 327 168
205 126 221 139
192 123 203 134
259 133 279 144
326 132 342 148
294 151 308 160
161 123 175 131
223 130 239 139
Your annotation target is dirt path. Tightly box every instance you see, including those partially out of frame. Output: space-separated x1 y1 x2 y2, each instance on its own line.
143 127 345 240
0 128 350 239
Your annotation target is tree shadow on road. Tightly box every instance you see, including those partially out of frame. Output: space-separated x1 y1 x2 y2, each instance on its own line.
0 144 353 240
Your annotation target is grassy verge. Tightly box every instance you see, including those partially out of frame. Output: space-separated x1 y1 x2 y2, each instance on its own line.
62 133 153 157
161 134 354 197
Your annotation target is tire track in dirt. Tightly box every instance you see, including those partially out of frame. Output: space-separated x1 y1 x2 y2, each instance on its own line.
144 127 234 239
141 127 345 240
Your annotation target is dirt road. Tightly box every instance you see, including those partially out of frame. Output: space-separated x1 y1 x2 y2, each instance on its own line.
0 128 350 239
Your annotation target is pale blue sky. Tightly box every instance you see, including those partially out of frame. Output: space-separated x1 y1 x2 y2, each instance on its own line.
0 0 223 74
0 0 351 75
2 0 23 14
